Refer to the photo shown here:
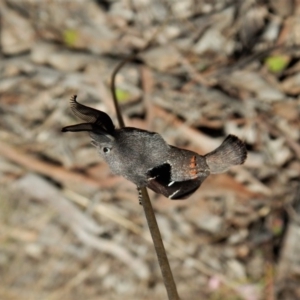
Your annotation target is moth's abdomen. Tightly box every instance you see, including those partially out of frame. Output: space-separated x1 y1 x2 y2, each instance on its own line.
167 146 210 182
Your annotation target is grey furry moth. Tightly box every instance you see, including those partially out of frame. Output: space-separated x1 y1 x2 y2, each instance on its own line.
62 96 247 199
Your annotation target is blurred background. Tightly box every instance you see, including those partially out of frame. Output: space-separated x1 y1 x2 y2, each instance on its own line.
0 0 300 299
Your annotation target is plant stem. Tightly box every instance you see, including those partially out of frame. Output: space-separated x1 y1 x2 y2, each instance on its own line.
110 58 180 300
140 187 180 300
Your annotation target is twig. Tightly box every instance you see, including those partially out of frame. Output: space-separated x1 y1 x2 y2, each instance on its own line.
14 173 149 279
0 7 3 58
66 188 262 300
140 66 155 131
260 116 300 159
0 140 119 189
110 54 136 128
140 187 180 300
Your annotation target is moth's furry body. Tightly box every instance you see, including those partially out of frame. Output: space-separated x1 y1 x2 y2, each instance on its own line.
91 128 169 186
62 96 247 199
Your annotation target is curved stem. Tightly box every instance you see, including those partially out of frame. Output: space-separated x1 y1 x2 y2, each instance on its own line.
110 54 136 128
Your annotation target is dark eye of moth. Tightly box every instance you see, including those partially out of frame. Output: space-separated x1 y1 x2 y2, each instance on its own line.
103 147 110 153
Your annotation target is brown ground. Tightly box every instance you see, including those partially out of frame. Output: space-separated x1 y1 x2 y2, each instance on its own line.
0 1 300 299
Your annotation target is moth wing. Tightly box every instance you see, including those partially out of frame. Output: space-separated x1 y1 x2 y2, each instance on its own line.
205 134 247 174
62 123 94 132
146 162 204 200
147 178 202 200
70 95 115 134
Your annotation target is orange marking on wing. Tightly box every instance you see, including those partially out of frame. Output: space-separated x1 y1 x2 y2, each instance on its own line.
189 156 197 177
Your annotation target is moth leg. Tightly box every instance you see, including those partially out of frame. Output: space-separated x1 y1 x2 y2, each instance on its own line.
137 187 143 205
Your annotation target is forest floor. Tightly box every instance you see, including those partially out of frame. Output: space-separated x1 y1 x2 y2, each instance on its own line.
0 1 300 299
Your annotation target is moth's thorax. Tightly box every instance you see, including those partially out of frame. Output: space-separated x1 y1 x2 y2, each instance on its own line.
101 128 170 186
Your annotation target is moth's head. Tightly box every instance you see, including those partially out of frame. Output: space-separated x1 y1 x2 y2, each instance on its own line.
89 131 116 157
62 95 116 156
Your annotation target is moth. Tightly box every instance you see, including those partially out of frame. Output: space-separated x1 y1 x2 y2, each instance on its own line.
62 96 247 200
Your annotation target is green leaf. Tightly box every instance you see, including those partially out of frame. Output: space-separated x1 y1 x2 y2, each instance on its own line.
63 29 78 47
115 88 131 103
265 55 290 73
